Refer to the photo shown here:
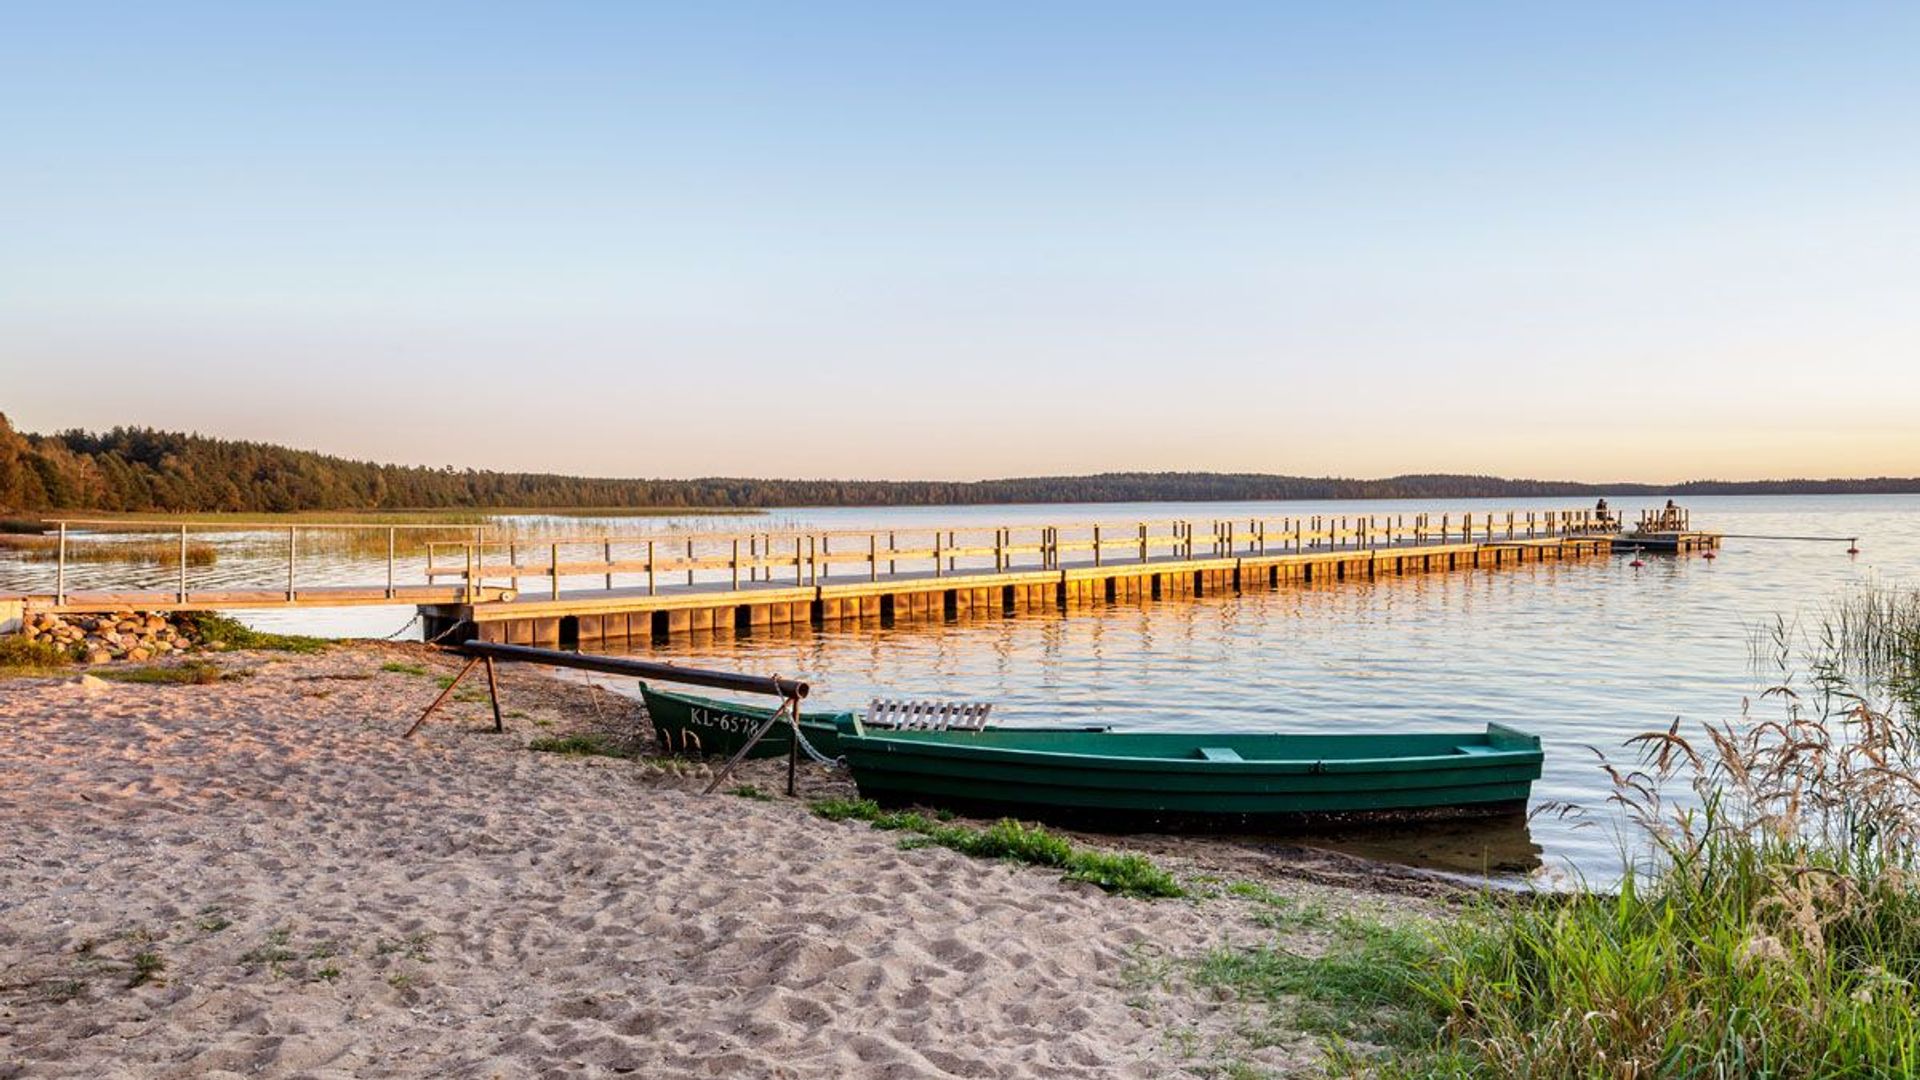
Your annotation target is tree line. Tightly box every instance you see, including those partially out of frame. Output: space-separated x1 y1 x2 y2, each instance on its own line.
2 412 1916 514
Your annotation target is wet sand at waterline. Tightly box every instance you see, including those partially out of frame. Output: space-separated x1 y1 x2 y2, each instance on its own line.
0 644 1432 1079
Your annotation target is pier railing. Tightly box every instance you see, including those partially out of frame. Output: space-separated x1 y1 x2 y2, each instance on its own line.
424 510 1610 600
28 519 490 608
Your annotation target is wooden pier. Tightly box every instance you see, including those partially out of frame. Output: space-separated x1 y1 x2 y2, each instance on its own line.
413 511 1636 647
2 509 1719 644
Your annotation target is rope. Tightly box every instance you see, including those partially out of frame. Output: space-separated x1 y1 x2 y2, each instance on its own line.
790 714 846 767
768 672 845 768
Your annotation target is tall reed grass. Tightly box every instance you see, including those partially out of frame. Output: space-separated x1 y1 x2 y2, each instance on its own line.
0 533 218 567
1385 587 1920 1077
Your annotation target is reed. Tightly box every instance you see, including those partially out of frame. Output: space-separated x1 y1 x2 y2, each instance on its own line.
0 533 218 567
1356 587 1920 1078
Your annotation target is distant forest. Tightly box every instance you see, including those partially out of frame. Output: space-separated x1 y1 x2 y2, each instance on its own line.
3 413 1917 514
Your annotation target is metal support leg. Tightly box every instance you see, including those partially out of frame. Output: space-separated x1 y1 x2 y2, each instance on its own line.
404 656 480 738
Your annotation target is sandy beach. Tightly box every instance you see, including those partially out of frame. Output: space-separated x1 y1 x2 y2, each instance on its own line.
0 644 1426 1079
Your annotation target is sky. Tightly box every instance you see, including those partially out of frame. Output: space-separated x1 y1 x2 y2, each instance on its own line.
3 2 1916 482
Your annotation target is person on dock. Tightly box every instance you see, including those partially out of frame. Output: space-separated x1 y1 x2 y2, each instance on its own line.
1594 498 1613 528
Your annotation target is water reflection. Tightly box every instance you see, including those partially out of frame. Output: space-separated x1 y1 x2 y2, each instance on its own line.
6 493 1914 881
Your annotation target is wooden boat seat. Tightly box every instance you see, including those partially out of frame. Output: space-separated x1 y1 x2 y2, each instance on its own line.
1196 747 1244 762
865 698 994 731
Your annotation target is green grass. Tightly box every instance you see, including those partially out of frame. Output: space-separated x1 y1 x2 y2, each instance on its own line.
1223 881 1331 932
1196 915 1444 1051
527 733 619 757
729 784 774 800
811 797 1184 899
0 635 75 675
380 661 429 676
127 951 165 988
1272 588 1920 1079
177 612 329 654
97 660 240 685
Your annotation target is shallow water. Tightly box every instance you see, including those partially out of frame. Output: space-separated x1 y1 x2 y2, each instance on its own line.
8 494 1913 881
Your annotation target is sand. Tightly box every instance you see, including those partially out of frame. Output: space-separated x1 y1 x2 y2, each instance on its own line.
0 644 1370 1078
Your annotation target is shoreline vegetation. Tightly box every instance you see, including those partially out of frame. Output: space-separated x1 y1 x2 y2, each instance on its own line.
6 413 1920 516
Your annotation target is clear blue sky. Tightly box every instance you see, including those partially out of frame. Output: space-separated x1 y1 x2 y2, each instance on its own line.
4 3 1916 481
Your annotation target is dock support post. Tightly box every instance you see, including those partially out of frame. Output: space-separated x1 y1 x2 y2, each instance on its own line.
386 527 396 600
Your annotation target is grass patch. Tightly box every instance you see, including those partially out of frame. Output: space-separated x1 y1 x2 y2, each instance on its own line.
1303 587 1920 1079
127 951 164 988
729 784 774 801
1195 915 1443 1050
527 733 619 757
0 635 75 675
177 612 329 654
380 661 429 676
811 797 1183 899
97 660 240 685
1223 881 1330 932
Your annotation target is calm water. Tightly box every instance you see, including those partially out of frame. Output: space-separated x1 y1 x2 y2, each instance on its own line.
9 494 1913 880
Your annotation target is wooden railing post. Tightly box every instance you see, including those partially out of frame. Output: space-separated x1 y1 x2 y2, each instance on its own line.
1093 524 1102 567
177 525 188 602
869 534 878 582
550 543 560 600
732 538 741 589
605 540 614 590
289 526 299 602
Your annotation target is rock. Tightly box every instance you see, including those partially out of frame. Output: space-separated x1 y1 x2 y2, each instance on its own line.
84 649 113 664
126 647 152 662
71 674 112 694
145 615 167 630
151 640 172 653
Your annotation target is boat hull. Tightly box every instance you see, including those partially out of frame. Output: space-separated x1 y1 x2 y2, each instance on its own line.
834 723 1544 829
641 684 849 759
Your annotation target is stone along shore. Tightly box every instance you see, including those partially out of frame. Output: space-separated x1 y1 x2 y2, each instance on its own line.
15 610 203 663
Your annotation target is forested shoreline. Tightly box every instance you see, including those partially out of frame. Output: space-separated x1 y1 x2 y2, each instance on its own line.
3 413 1917 514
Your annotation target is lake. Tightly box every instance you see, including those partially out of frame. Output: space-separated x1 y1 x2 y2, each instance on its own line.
8 493 1913 881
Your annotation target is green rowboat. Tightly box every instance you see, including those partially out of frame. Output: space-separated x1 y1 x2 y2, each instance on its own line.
832 720 1544 828
641 684 853 759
